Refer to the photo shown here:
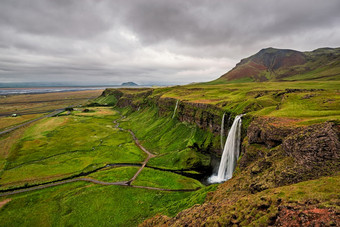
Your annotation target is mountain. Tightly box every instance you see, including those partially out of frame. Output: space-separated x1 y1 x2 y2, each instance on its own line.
216 47 340 82
121 82 138 86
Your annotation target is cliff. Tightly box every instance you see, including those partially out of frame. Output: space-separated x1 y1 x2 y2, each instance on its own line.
141 118 340 226
93 72 339 226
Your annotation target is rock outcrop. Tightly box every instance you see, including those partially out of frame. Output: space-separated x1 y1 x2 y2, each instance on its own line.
282 122 340 166
247 117 295 148
157 97 225 134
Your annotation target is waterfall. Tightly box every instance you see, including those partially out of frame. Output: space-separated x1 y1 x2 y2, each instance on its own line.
172 100 179 119
220 113 226 151
209 114 243 183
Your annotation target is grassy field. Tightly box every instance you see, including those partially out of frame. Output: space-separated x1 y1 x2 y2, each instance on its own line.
0 80 339 226
132 167 203 189
0 107 147 189
0 180 217 227
154 81 340 125
0 90 103 130
0 104 213 226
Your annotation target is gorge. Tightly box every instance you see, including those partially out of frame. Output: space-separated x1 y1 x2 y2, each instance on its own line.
0 47 339 226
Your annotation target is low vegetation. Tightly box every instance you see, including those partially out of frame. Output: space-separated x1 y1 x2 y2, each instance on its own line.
0 105 213 226
0 75 339 226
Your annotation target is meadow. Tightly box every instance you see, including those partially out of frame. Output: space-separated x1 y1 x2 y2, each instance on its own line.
155 81 340 125
0 80 339 226
0 90 103 131
0 105 210 226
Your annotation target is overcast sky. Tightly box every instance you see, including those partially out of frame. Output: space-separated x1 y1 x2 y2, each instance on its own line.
0 0 339 85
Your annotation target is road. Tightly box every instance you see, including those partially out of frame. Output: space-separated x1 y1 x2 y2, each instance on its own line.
0 107 68 136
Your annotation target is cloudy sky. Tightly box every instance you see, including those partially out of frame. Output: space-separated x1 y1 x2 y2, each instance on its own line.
0 0 339 85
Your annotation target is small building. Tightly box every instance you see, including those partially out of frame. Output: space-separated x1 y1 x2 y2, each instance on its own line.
11 114 17 117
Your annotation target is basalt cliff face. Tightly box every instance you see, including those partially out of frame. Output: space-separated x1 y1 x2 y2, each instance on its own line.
101 89 340 180
96 70 340 226
141 118 340 226
157 97 224 135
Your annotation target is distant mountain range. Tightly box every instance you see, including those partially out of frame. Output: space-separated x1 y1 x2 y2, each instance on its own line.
216 47 340 82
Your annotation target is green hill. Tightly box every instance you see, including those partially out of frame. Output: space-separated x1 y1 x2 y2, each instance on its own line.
214 47 340 83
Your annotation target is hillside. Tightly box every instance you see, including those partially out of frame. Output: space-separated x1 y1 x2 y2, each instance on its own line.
0 50 339 226
215 47 340 83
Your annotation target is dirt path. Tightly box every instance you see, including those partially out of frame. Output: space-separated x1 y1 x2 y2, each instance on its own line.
0 177 200 197
0 116 201 197
0 198 11 208
113 119 155 185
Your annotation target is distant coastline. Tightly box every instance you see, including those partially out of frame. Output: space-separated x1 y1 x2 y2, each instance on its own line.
0 86 149 96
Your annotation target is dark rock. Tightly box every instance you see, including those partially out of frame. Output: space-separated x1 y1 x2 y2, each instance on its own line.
247 118 294 148
282 122 340 167
157 97 225 135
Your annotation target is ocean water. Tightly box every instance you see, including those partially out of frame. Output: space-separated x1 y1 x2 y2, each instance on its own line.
0 87 112 96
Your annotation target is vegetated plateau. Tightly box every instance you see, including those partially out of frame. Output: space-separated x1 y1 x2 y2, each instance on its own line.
0 47 339 226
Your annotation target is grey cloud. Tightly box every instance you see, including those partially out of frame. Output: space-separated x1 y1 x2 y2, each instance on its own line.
0 0 112 39
0 0 339 85
122 0 340 47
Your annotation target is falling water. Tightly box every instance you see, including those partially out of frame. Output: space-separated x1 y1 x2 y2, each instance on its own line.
209 114 243 183
172 100 179 119
220 113 226 151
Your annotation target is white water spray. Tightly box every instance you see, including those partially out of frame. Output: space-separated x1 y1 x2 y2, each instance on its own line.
172 100 179 119
220 113 226 151
209 114 243 183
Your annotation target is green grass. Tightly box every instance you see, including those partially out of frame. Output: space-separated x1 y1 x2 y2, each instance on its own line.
119 106 212 170
0 181 214 226
0 107 147 189
0 105 214 226
87 166 139 182
132 167 203 190
207 174 340 226
90 95 118 106
155 81 340 124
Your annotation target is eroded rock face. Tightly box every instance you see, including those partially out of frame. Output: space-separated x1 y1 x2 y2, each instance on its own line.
157 97 225 134
247 117 295 148
244 119 340 191
282 122 340 167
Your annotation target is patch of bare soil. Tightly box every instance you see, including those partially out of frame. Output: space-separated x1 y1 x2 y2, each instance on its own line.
275 205 340 227
0 198 11 209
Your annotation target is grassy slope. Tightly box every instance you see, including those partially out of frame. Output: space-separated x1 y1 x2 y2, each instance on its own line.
0 182 213 226
0 106 214 226
0 107 146 189
177 174 340 226
0 78 339 226
214 47 340 83
211 174 340 226
157 81 340 125
119 106 212 170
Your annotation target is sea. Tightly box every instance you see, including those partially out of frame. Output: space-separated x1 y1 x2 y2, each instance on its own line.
0 86 125 96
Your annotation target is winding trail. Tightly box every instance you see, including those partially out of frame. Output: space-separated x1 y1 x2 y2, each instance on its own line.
0 116 201 197
112 120 155 185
